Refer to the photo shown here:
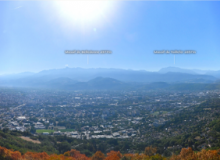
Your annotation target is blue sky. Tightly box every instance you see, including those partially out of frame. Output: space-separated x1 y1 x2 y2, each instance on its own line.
1 1 220 74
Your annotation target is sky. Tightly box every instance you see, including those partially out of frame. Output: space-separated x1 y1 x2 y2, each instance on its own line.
0 1 220 75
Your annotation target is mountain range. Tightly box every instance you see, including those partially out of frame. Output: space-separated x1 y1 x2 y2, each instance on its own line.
0 67 220 90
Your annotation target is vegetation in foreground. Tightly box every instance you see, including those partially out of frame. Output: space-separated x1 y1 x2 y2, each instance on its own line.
1 145 220 160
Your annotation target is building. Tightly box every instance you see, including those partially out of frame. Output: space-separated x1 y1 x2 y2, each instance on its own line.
42 132 49 135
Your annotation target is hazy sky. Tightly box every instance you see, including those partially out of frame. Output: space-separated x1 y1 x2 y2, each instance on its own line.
1 1 220 74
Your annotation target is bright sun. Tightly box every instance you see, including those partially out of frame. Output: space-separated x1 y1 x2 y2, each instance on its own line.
55 1 111 23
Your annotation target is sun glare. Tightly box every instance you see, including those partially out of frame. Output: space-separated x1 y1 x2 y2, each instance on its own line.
55 1 111 23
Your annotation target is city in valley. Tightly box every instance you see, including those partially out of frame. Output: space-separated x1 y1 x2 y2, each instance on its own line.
1 87 220 156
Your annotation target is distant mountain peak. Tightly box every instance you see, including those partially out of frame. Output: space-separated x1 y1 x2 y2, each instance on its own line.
158 67 197 75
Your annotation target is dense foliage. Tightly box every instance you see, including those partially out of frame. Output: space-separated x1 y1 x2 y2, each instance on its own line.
1 145 220 160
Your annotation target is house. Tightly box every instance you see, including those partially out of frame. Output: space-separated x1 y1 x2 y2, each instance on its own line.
42 132 49 135
70 131 79 136
94 131 102 134
54 131 62 135
17 116 26 121
11 122 19 126
113 132 120 137
16 126 25 132
34 122 45 129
